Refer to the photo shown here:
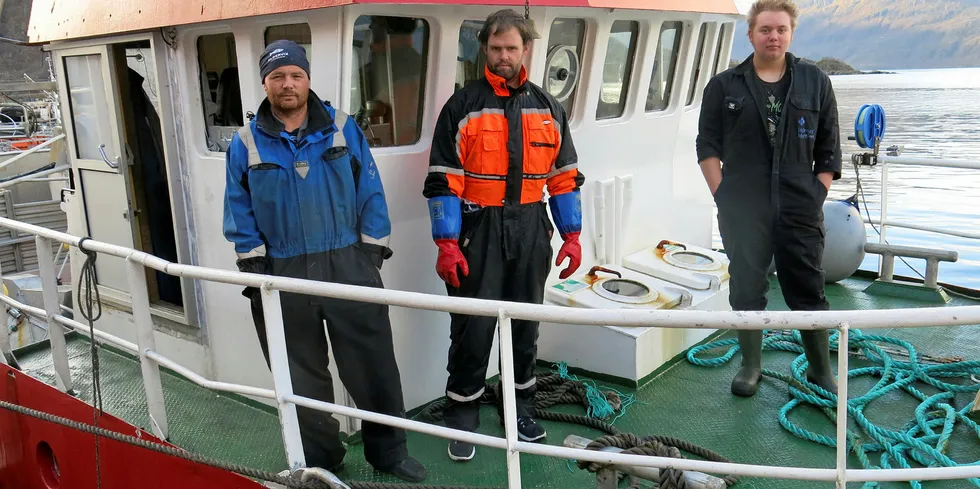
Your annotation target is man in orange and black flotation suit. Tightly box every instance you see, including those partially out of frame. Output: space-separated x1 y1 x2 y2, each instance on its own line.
423 9 585 462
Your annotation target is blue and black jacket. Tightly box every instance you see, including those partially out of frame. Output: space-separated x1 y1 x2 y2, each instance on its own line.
223 91 392 265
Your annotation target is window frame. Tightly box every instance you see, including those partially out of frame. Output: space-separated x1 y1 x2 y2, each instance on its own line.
685 22 711 107
596 19 640 121
543 17 588 121
644 20 685 113
346 14 431 149
195 30 242 154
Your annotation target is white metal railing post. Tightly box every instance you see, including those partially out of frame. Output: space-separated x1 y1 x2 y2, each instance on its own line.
878 164 889 274
125 257 169 440
36 235 72 393
497 310 523 488
261 284 306 470
835 322 850 489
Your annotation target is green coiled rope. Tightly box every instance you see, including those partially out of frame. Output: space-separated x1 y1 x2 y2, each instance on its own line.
687 329 980 489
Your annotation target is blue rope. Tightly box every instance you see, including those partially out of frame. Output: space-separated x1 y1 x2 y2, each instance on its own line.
553 361 638 474
552 362 636 424
687 329 980 488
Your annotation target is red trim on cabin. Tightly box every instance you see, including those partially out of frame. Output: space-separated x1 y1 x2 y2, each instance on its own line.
28 0 738 43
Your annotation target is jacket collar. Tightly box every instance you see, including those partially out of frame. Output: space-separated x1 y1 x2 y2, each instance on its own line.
734 52 799 76
484 63 528 97
255 89 334 141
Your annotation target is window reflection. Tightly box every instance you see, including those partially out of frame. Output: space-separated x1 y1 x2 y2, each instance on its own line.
351 16 429 147
597 20 639 120
456 20 486 92
686 24 709 106
197 33 241 152
713 23 731 75
646 22 683 112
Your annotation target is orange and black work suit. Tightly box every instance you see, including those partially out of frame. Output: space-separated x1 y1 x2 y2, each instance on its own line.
423 65 584 432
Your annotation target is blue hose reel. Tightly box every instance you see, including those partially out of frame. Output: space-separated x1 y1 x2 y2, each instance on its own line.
854 104 886 149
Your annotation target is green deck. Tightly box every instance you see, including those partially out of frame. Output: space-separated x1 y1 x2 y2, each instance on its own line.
13 275 980 489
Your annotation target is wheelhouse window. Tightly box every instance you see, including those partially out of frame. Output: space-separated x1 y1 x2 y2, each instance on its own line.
597 20 639 120
686 23 709 106
646 22 683 112
456 20 486 92
197 33 241 152
63 55 114 161
350 15 429 147
544 18 586 117
265 24 313 60
713 23 731 75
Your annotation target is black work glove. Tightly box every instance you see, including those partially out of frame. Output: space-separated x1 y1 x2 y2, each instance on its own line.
237 256 272 299
359 242 393 270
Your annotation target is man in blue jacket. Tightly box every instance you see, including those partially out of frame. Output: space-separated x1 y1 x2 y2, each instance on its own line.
223 40 425 482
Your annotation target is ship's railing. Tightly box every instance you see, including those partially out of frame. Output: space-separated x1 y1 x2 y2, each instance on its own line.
845 153 980 242
0 216 979 489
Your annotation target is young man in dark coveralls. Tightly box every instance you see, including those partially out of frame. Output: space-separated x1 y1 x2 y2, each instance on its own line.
223 40 425 482
423 9 585 462
696 0 842 397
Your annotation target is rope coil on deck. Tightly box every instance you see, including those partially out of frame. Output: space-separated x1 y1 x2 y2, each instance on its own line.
413 366 740 489
687 329 980 489
574 433 740 489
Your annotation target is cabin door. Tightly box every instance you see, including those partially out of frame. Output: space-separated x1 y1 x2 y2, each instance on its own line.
55 45 137 292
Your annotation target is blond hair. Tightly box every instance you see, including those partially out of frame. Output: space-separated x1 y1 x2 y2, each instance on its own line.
747 0 799 30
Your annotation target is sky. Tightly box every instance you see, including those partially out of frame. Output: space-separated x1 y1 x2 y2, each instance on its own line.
733 0 753 14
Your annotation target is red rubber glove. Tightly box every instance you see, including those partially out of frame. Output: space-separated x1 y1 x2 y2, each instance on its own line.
435 239 469 288
555 232 582 279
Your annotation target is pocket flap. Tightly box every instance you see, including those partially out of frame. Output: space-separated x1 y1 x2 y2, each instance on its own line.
248 162 281 170
790 94 818 111
322 147 349 162
723 96 744 111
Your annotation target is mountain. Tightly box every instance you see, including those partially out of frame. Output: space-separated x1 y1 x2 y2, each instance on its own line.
0 0 50 83
731 0 980 70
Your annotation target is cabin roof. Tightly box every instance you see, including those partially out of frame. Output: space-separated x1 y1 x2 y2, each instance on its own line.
28 0 741 43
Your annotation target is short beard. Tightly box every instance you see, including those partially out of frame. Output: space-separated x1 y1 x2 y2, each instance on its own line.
271 91 307 113
489 63 519 82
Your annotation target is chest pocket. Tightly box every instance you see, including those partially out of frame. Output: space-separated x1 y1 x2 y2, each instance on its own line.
321 145 361 197
246 161 289 227
721 95 746 135
524 117 559 175
789 94 820 162
472 128 507 176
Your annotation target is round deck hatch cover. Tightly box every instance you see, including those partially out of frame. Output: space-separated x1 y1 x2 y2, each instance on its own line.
663 250 722 272
593 278 658 304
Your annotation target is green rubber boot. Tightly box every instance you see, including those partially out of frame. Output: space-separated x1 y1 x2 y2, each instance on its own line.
731 330 763 397
800 329 838 394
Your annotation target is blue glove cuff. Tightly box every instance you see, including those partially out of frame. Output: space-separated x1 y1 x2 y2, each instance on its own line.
428 195 462 240
549 190 582 238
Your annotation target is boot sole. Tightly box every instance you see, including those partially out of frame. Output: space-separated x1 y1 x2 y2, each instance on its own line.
731 371 762 397
731 384 760 397
448 444 475 462
518 431 547 442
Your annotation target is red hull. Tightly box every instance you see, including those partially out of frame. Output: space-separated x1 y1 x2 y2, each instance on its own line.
0 364 268 489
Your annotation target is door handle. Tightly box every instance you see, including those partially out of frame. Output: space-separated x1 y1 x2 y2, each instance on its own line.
98 144 120 169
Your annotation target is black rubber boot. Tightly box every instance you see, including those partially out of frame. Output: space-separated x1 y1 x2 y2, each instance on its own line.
800 329 838 394
731 330 764 397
